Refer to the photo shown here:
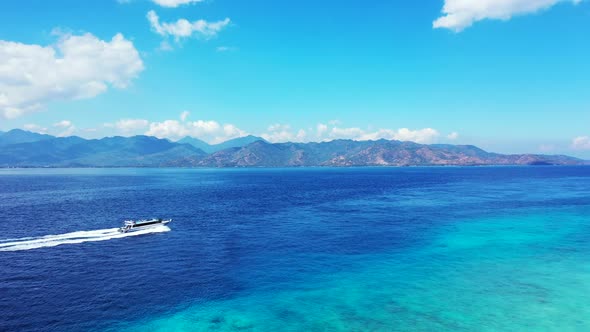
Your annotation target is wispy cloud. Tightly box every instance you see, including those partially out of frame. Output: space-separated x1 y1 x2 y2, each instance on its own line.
216 46 238 52
151 0 203 8
158 40 174 52
180 111 190 122
572 136 590 150
53 120 72 128
147 10 231 41
434 0 585 32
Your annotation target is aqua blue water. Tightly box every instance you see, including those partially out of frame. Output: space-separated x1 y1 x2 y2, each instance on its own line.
1 167 589 331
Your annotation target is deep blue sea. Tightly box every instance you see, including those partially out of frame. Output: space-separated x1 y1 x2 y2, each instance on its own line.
1 167 590 331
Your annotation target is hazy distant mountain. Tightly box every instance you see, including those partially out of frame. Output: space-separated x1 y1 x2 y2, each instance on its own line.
214 135 268 151
0 130 586 167
0 129 54 146
178 136 212 153
0 134 206 167
178 135 267 153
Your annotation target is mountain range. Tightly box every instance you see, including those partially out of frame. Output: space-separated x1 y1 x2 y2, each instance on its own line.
0 129 586 167
178 135 267 153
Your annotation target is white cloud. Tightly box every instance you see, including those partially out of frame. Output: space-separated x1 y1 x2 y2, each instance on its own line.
23 123 48 134
267 123 289 132
0 32 143 119
572 136 590 150
52 120 76 137
222 123 247 138
317 123 328 137
23 121 77 136
145 120 187 139
112 119 149 133
296 129 307 141
147 10 231 40
433 0 584 32
145 119 246 143
216 46 237 52
194 120 222 134
152 0 203 7
324 126 440 144
262 124 307 143
447 132 459 140
264 123 442 144
158 40 173 52
329 127 365 140
392 128 440 143
57 126 76 137
180 111 190 121
53 120 72 128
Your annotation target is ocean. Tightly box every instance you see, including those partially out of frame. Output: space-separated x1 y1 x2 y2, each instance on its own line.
1 167 589 331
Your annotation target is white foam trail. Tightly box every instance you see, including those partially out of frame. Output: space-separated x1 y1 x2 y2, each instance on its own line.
0 225 170 252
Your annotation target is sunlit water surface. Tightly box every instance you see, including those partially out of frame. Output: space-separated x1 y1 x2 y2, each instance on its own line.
1 167 589 331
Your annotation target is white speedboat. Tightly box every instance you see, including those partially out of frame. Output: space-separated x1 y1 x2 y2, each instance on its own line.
118 218 172 233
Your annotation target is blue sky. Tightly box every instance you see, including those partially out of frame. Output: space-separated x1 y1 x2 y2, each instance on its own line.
0 0 589 157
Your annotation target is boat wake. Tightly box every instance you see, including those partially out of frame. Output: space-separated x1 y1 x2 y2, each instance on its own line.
0 225 171 252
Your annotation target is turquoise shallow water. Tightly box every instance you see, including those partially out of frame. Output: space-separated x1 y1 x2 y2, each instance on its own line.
1 167 589 331
118 169 590 332
121 210 590 332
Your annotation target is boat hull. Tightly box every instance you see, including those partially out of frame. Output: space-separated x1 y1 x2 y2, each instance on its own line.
118 219 171 233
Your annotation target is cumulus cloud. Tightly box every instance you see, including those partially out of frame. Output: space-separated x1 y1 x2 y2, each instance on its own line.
23 121 78 136
447 132 459 140
146 120 189 139
147 10 231 40
23 123 48 134
325 126 440 143
316 123 328 137
366 128 440 143
152 0 203 7
262 124 307 143
222 124 247 140
572 136 590 150
52 120 76 137
145 118 246 143
329 127 365 140
0 32 143 119
262 123 441 144
109 119 149 133
433 0 584 32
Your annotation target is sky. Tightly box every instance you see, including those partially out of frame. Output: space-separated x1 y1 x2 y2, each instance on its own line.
0 0 589 157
